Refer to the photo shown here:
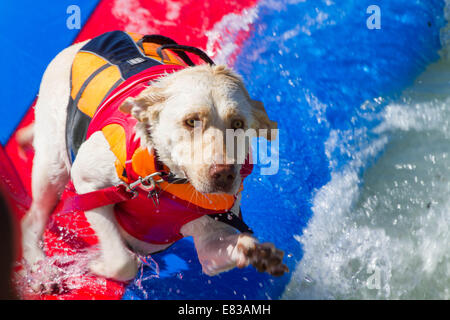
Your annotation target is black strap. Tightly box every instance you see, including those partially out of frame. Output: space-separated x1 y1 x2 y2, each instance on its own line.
162 172 188 184
137 34 179 46
157 44 215 66
208 208 253 234
137 35 196 66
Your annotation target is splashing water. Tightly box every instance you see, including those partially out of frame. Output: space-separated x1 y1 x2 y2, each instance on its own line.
132 255 160 300
284 58 450 299
277 1 450 300
229 0 449 299
15 249 100 298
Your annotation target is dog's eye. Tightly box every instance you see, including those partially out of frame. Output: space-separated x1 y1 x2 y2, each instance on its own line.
185 118 197 128
231 119 244 129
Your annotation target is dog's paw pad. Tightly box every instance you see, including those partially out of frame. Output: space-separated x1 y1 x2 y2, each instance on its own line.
248 243 289 277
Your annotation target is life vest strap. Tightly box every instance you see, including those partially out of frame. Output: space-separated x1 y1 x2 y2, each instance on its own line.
58 171 164 214
57 181 253 235
57 184 134 215
156 44 215 66
207 209 254 234
136 34 195 66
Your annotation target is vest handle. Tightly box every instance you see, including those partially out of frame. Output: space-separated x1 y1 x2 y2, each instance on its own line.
156 44 215 66
137 35 195 66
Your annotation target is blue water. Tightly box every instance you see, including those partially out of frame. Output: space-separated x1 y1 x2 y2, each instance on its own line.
236 0 443 256
123 0 447 299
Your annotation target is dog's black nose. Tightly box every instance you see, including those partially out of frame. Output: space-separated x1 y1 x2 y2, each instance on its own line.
209 164 236 191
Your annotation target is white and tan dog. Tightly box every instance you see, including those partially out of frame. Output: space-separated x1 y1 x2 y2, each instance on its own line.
20 39 287 288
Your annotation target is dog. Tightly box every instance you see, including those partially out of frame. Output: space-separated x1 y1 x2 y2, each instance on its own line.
20 31 288 289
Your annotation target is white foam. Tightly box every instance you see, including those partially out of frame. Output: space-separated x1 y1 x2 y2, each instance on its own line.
111 0 179 34
281 2 450 298
374 102 450 137
284 76 450 300
205 6 259 65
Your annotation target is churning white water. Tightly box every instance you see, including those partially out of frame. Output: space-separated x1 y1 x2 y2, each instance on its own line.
283 8 450 299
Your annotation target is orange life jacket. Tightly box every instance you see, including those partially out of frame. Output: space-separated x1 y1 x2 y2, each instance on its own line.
66 31 253 244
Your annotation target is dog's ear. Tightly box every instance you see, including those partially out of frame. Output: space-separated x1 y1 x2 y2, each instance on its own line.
250 99 278 140
119 86 165 122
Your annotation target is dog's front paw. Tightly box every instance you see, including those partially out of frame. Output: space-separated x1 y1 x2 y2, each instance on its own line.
89 253 139 282
234 234 289 277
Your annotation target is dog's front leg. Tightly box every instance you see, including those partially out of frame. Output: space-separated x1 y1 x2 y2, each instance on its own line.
181 215 288 277
82 205 139 281
71 132 138 282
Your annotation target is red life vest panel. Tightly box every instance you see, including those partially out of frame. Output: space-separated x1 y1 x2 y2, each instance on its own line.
67 31 253 245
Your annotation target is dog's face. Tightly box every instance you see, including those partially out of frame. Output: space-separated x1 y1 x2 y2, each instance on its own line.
119 65 276 194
